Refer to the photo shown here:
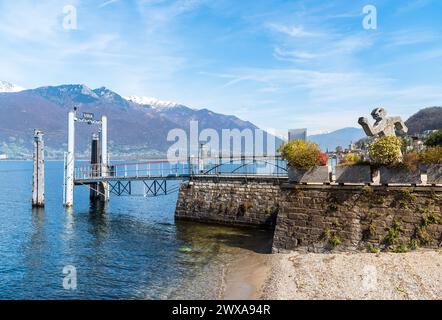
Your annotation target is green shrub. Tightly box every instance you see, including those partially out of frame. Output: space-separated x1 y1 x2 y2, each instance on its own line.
368 223 376 237
424 130 442 147
418 146 442 165
402 151 419 171
339 153 362 166
394 243 409 253
321 227 331 240
367 243 380 253
410 239 419 250
368 136 403 166
415 226 431 244
329 235 341 247
385 221 403 246
422 213 440 226
279 140 321 169
399 188 416 203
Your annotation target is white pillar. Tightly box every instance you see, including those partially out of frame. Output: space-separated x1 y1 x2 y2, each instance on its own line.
101 116 108 167
64 111 75 207
100 115 109 201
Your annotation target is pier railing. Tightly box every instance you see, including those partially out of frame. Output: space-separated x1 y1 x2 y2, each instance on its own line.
74 156 288 181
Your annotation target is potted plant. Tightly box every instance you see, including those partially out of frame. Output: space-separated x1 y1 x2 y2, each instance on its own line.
369 136 421 185
335 153 372 184
279 140 330 183
418 146 442 185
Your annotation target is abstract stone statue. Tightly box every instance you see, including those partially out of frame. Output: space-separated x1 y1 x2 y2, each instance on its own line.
358 107 408 137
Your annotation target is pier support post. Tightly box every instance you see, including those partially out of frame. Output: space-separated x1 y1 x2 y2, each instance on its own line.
100 115 109 202
32 129 45 207
90 134 100 200
64 111 75 207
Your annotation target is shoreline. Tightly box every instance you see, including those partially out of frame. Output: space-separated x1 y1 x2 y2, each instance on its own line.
220 251 272 300
222 249 442 300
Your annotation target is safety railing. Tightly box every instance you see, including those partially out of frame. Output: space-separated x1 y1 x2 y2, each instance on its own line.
74 156 288 181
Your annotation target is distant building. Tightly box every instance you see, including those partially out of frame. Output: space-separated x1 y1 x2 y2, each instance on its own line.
0 154 7 160
288 128 307 141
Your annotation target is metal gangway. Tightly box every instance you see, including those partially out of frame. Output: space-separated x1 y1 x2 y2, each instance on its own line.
74 156 288 197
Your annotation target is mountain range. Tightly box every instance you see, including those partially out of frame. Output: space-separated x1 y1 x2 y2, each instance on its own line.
308 127 366 151
0 81 440 158
0 81 258 159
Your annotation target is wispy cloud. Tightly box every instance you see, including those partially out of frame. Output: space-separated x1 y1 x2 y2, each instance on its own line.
0 0 75 42
0 0 441 132
274 47 320 61
99 0 120 8
385 29 440 47
136 0 207 31
267 23 322 38
396 0 435 14
272 32 374 64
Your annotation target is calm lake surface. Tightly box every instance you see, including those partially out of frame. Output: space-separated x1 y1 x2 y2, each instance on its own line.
0 161 272 299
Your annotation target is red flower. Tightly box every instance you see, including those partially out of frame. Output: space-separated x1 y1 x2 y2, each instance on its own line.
317 152 328 166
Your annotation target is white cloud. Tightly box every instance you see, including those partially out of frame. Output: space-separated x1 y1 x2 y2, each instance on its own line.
396 0 435 14
274 47 320 61
136 0 206 31
99 0 120 8
385 29 440 47
0 0 75 42
267 23 321 38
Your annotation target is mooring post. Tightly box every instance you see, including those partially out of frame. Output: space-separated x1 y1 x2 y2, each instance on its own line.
90 133 100 200
199 143 205 173
64 111 75 207
32 129 45 207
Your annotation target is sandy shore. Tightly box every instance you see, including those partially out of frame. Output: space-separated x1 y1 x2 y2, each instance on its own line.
262 250 442 300
220 251 272 300
222 249 442 300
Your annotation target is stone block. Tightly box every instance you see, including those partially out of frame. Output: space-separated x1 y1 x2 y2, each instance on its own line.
379 166 422 184
335 165 372 184
288 166 330 183
427 164 442 185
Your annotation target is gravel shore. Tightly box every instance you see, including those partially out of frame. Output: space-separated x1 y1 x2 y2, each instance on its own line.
261 250 442 300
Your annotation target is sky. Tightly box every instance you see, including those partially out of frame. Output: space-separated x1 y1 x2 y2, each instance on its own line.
1 0 442 134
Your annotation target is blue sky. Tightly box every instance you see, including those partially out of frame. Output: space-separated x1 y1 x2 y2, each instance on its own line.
1 0 442 133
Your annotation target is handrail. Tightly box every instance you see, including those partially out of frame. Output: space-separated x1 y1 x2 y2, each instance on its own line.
74 156 288 180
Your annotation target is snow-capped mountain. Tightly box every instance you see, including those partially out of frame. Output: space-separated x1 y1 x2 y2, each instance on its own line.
0 80 24 93
125 96 182 109
0 84 260 157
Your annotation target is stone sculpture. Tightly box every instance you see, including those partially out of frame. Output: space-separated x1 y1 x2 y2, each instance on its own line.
358 107 408 137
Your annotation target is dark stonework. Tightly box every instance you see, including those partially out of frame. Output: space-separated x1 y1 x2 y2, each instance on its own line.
273 184 441 253
175 177 282 229
175 176 442 253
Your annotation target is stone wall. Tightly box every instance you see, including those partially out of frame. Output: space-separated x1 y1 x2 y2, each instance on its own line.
274 184 442 253
175 176 284 229
175 177 442 253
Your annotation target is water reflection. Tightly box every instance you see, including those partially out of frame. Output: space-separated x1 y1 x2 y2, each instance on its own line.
87 200 109 242
28 207 46 268
1 161 274 299
175 221 273 254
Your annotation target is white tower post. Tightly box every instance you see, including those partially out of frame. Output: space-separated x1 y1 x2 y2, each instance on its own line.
64 111 75 207
100 115 109 201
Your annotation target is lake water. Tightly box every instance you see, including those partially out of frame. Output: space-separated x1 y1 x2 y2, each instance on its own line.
0 161 272 299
